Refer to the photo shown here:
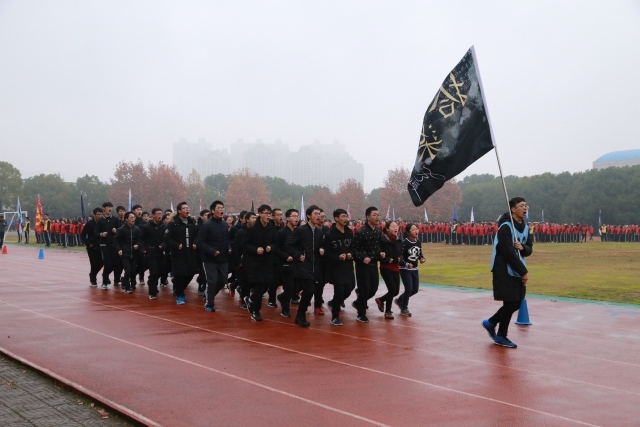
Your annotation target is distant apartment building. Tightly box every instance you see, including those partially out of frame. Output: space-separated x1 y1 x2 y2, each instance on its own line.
173 138 364 191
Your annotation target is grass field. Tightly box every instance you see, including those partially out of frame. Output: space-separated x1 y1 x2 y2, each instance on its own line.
419 241 640 304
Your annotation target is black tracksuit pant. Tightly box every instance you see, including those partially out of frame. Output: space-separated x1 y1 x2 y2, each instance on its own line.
379 268 400 312
295 278 316 318
101 246 116 284
354 262 379 316
277 269 294 311
86 247 103 284
172 274 195 298
203 262 228 307
489 300 522 338
146 254 164 296
121 257 137 291
268 270 281 303
330 282 349 318
248 279 270 313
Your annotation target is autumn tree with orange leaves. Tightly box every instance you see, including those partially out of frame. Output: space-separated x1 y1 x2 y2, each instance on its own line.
335 178 366 220
224 168 271 213
110 161 187 210
378 166 461 221
147 163 187 210
186 169 206 212
306 186 335 217
109 160 149 208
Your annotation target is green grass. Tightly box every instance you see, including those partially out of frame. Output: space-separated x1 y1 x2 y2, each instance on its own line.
418 241 640 304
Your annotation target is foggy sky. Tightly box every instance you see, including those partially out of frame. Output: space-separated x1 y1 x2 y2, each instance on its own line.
1 0 639 192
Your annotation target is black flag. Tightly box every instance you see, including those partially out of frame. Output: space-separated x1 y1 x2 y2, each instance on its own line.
250 200 254 212
408 47 494 206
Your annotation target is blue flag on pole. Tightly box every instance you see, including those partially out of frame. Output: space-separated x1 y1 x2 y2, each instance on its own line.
541 210 545 223
128 189 132 211
16 197 22 231
598 210 602 236
452 204 458 222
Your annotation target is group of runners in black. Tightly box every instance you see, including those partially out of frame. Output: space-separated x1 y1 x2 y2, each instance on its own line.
82 201 426 327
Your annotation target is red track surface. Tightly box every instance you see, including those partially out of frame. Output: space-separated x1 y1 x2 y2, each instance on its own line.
1 244 639 426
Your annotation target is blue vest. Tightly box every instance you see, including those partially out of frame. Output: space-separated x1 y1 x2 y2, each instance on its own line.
490 221 528 277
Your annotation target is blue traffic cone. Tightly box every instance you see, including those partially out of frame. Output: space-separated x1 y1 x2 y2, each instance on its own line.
38 248 45 260
515 299 532 325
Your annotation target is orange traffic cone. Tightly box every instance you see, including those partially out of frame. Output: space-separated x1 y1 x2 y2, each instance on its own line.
1 245 7 254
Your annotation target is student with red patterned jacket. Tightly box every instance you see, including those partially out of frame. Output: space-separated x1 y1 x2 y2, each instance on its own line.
375 220 407 319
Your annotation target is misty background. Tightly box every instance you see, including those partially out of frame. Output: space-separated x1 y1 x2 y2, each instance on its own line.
1 0 639 192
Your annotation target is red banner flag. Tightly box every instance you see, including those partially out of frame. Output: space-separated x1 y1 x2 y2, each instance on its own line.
36 194 43 230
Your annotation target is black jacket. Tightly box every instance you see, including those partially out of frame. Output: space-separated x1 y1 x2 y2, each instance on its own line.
232 226 247 268
241 220 278 284
196 217 230 264
95 215 120 248
324 224 355 285
492 214 533 301
352 223 383 264
379 233 406 269
285 223 324 281
114 224 141 259
164 215 199 277
274 226 294 271
139 220 166 259
82 219 100 248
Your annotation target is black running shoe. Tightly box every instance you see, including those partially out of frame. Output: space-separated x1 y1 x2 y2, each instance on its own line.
295 315 310 327
356 315 369 323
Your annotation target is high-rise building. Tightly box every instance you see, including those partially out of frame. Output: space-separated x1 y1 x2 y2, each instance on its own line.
173 138 364 191
173 138 232 178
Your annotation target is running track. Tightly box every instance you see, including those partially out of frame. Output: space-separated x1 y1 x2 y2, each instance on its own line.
1 245 639 426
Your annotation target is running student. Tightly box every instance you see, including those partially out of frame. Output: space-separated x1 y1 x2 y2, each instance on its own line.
273 208 299 318
482 197 533 349
164 203 199 305
95 202 119 289
285 205 325 328
139 208 166 300
114 212 141 294
324 208 354 326
375 221 406 319
196 201 230 312
396 223 425 316
242 205 278 322
82 208 104 287
351 206 385 323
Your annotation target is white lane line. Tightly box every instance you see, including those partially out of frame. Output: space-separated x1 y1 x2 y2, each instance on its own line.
0 300 389 427
3 276 640 368
0 298 600 427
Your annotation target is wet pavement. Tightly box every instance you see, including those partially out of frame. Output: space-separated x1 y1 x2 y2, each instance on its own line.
1 243 640 426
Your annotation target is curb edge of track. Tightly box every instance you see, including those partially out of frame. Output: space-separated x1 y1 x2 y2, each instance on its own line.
0 346 160 427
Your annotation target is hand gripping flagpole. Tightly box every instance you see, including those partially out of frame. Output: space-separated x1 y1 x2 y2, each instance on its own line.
470 46 518 247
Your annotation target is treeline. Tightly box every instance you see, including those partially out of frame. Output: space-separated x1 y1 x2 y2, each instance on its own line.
458 165 640 225
2 159 637 225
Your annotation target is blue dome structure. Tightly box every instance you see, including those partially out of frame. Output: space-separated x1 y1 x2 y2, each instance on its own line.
593 149 640 169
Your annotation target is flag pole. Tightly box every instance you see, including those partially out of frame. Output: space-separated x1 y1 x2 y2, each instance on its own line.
470 46 517 242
